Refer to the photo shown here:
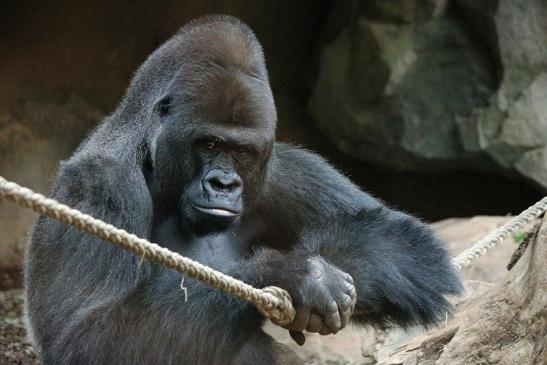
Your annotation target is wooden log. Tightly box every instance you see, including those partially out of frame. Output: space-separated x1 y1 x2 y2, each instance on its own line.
379 216 546 365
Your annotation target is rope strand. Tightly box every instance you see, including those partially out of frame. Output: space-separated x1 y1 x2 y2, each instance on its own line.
451 196 547 270
1 175 546 322
0 176 295 326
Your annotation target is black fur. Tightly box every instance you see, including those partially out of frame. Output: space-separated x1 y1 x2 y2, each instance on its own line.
24 15 462 365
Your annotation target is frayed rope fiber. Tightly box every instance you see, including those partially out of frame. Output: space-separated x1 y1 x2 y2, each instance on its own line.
451 196 547 270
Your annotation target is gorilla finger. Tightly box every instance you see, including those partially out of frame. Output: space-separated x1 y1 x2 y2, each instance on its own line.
343 281 355 296
350 295 357 314
285 307 311 332
289 331 306 346
306 314 323 333
340 306 352 329
347 285 357 302
323 301 342 332
340 294 353 310
319 326 334 336
338 295 352 329
344 272 354 284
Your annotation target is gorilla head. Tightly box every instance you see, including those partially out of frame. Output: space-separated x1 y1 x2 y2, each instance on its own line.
144 16 277 234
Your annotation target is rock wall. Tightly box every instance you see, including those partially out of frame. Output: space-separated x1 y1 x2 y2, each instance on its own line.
309 0 547 189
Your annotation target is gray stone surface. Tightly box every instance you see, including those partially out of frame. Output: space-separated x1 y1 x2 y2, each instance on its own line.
309 0 547 189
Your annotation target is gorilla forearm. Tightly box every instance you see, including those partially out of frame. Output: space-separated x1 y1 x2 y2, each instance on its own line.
265 144 463 328
297 207 463 327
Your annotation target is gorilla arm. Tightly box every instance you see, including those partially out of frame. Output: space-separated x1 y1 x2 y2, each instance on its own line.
259 143 464 329
25 154 158 362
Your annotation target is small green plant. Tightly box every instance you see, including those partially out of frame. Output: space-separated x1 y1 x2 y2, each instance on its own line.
512 231 525 244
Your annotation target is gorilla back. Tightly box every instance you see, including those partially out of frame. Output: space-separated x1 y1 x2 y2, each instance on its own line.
24 15 462 365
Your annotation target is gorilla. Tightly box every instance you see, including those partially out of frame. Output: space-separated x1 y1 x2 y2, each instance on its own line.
24 15 462 364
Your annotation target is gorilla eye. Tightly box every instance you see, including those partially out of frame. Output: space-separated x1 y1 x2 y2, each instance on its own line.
234 145 255 161
203 138 220 150
236 146 250 155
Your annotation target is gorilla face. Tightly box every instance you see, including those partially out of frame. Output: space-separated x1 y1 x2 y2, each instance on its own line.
149 50 276 235
179 130 269 234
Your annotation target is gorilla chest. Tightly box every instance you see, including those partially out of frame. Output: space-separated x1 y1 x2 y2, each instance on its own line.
186 234 244 267
152 215 249 269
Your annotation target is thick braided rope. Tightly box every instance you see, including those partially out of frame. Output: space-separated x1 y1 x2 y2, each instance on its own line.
452 196 547 270
2 175 546 317
0 176 295 326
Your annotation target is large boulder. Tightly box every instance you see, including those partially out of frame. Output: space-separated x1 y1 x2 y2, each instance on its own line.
457 0 547 190
309 0 547 189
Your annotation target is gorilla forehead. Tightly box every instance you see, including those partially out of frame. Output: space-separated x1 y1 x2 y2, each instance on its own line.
120 15 276 133
170 16 276 131
170 67 276 132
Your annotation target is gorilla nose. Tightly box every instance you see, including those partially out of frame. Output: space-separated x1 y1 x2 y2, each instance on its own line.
202 170 242 196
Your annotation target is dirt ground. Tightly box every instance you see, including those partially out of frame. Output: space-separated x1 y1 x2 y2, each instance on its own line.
0 273 37 365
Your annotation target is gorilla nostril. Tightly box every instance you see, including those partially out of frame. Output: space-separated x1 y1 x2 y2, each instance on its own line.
204 171 242 194
210 178 229 192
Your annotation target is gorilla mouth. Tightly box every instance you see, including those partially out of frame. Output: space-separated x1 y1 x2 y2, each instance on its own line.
192 204 241 217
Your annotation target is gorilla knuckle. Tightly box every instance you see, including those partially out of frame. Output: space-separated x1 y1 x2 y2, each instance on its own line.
327 301 339 314
341 294 353 308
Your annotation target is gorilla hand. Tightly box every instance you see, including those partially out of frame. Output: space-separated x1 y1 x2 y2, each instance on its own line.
284 257 356 345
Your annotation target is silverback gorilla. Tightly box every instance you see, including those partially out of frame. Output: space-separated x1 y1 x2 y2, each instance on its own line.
25 15 462 364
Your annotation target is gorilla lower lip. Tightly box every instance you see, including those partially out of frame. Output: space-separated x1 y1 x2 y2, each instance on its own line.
193 204 239 217
210 208 237 216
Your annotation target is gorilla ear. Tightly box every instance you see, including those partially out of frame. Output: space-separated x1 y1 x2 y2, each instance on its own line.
155 95 172 117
